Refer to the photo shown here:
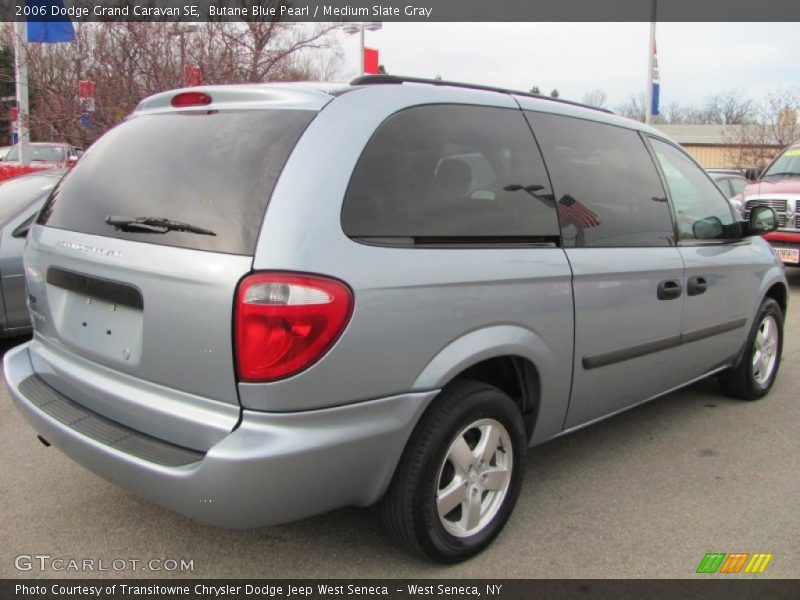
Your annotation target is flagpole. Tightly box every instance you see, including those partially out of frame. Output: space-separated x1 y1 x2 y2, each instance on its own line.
645 1 656 125
13 20 30 166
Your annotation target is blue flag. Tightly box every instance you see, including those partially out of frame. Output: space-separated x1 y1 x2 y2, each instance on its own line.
651 82 661 117
26 0 75 43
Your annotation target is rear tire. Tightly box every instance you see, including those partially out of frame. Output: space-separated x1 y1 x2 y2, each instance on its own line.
381 380 526 563
719 297 783 400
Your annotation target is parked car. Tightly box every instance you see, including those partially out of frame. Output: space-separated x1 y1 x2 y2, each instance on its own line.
0 142 81 183
4 76 787 563
707 170 749 202
732 144 800 265
0 169 65 337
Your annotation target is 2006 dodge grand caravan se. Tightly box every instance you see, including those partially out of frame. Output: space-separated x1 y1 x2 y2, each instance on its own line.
5 75 787 562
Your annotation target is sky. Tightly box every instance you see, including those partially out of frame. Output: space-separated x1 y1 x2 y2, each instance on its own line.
334 22 800 110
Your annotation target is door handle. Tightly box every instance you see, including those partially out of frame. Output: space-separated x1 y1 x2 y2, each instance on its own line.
687 276 708 296
657 279 683 300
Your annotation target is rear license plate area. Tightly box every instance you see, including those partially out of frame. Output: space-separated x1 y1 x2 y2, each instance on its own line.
774 247 799 264
46 268 144 364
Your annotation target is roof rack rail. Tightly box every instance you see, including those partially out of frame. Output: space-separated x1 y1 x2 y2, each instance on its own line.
350 74 613 114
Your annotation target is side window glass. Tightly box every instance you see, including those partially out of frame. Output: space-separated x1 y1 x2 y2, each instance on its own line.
342 105 560 240
649 138 734 240
525 112 674 248
730 178 747 197
714 178 733 198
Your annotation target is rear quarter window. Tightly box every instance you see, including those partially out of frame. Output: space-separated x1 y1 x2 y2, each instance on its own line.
37 109 316 255
342 104 560 241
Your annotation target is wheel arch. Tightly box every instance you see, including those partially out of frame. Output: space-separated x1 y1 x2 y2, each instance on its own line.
412 325 562 442
765 280 788 314
729 274 788 370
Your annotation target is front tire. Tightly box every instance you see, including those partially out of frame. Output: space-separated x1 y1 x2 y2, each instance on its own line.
381 380 526 563
719 297 783 400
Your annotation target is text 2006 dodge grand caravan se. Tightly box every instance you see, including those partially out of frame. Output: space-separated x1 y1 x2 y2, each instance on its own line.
5 76 788 562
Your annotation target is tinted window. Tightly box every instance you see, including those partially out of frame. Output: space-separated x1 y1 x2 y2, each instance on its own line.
38 110 315 255
730 177 747 196
525 112 674 247
713 177 734 198
342 105 559 239
649 138 734 241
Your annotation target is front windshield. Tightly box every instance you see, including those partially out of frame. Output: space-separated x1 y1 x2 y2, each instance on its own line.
5 145 65 163
762 147 800 179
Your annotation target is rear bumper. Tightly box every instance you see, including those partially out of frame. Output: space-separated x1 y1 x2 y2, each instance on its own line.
5 342 435 528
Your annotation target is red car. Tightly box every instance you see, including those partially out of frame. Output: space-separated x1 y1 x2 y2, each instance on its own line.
733 144 800 265
0 142 82 183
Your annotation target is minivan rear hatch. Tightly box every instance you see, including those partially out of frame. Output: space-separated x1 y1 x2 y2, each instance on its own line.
24 90 321 449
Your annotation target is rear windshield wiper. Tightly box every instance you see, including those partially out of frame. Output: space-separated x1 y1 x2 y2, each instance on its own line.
105 215 216 236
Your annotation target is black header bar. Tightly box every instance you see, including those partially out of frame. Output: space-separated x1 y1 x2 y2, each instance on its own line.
3 0 800 23
2 579 799 600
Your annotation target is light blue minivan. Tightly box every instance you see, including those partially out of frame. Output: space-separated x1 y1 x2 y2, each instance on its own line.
4 76 787 562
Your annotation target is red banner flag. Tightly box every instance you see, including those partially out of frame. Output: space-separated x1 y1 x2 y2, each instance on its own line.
363 48 379 75
184 66 202 87
78 80 95 98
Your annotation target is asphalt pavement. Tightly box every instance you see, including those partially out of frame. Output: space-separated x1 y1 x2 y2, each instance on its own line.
1 270 798 579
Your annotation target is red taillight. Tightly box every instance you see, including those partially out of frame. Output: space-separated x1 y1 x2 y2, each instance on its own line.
171 92 212 108
234 273 354 382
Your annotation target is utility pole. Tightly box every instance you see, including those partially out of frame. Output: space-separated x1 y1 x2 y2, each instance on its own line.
13 20 30 166
645 0 657 125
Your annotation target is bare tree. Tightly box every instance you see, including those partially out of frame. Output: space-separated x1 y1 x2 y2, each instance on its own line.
581 88 607 109
723 86 800 168
705 89 755 124
0 43 13 143
199 21 341 84
616 93 646 122
2 21 343 148
662 101 689 124
761 86 800 147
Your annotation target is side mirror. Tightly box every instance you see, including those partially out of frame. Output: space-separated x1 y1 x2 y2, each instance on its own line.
748 205 778 235
744 167 762 181
692 216 724 240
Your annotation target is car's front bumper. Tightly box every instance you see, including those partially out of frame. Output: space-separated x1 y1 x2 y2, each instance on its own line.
4 342 435 528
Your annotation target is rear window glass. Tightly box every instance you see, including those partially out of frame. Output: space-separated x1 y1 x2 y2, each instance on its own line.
342 104 560 240
37 109 315 255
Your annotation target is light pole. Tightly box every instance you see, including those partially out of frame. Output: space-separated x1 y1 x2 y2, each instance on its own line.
645 0 658 125
13 21 30 165
170 24 199 86
342 22 382 76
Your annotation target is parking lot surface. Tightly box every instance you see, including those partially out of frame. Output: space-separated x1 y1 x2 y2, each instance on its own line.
1 270 798 579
